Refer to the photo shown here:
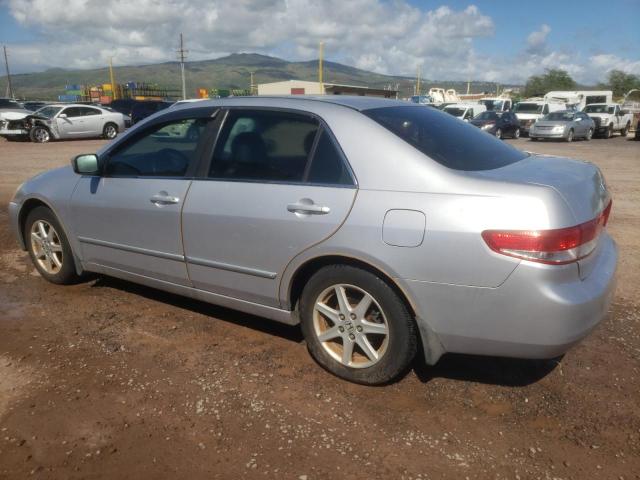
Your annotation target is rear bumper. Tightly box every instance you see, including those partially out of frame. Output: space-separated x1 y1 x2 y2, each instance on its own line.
406 234 617 361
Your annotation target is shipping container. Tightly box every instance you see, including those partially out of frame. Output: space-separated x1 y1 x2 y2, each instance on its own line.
100 96 112 104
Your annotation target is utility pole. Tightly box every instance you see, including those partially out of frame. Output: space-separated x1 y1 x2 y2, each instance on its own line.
416 66 421 96
318 41 324 94
250 71 256 95
109 57 117 100
177 33 188 100
3 45 14 99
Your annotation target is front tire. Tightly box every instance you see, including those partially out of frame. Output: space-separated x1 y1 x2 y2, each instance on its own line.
24 206 80 285
495 128 502 140
566 129 574 142
30 126 51 143
586 128 593 141
621 122 630 137
513 128 520 139
299 265 417 385
103 123 118 140
604 125 613 139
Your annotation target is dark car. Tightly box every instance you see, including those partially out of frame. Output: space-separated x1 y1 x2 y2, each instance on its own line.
108 99 139 117
22 101 50 112
469 111 521 139
130 101 173 125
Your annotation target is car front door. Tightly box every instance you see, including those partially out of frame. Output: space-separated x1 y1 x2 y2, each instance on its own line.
70 116 213 285
56 107 85 137
181 109 357 307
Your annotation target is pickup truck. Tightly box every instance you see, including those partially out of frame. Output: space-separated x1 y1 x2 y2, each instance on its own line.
582 103 633 138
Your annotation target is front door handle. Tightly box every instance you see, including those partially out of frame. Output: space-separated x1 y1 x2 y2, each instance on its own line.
150 192 180 205
287 200 330 215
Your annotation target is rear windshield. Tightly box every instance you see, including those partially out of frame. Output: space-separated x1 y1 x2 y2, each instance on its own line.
444 107 465 117
363 106 527 171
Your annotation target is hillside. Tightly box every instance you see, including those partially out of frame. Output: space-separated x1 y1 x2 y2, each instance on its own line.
1 53 511 100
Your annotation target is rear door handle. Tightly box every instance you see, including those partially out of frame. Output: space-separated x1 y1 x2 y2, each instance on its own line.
150 193 180 205
287 201 330 215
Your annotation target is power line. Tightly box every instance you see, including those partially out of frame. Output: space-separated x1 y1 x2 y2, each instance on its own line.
177 33 188 100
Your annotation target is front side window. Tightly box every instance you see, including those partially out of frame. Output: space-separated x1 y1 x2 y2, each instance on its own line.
105 118 208 177
80 107 100 116
364 106 528 171
209 110 320 182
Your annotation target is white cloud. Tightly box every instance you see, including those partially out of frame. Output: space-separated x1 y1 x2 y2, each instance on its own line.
3 0 638 85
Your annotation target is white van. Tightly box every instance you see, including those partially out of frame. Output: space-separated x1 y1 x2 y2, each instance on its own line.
443 103 486 121
544 91 613 112
513 98 566 134
478 97 513 112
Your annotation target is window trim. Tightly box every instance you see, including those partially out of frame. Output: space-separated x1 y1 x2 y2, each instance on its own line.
101 116 219 180
199 106 357 188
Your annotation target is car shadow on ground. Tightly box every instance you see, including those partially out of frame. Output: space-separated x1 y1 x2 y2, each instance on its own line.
89 275 559 387
89 275 304 343
412 350 561 387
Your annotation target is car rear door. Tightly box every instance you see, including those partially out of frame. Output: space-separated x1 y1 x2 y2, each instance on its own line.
70 114 214 285
181 108 357 307
79 107 104 136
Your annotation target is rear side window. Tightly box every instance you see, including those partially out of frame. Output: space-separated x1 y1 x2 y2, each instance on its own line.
209 110 319 182
306 129 352 185
363 106 527 171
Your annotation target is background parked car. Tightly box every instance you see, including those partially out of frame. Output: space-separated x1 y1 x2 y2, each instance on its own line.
529 110 594 142
469 110 521 139
583 103 633 138
442 103 486 121
22 101 51 112
0 104 127 143
130 100 173 125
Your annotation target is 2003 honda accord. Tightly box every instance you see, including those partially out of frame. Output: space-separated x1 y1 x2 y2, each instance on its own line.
9 96 617 384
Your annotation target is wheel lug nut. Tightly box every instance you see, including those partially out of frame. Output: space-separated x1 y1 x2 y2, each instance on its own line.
339 314 345 320
356 326 363 332
348 333 355 340
338 326 344 332
350 313 356 320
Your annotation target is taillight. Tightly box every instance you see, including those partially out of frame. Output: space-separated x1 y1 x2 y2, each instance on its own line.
482 200 612 265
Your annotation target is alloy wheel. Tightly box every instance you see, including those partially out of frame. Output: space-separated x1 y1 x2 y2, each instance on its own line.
313 284 389 369
30 220 63 274
33 128 49 143
105 125 117 139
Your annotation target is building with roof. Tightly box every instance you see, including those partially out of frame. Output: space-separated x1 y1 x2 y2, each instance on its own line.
256 80 397 98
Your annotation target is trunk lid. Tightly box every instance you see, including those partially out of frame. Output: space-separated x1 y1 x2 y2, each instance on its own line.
472 154 611 279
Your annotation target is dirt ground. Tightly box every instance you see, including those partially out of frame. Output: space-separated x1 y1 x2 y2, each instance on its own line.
0 134 639 479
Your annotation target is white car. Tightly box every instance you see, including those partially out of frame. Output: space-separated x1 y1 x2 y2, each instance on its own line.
513 98 566 135
443 103 486 121
582 103 633 138
0 104 127 143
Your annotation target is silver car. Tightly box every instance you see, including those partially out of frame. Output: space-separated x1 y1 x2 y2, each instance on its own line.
529 110 595 142
0 104 127 143
8 96 617 385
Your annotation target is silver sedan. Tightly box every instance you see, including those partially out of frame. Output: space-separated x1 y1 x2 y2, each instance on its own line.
8 96 617 385
529 110 595 142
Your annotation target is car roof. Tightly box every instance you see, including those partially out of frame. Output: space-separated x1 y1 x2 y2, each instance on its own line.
172 95 410 113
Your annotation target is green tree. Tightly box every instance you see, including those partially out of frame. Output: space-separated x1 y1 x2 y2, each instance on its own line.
523 69 577 97
598 69 640 98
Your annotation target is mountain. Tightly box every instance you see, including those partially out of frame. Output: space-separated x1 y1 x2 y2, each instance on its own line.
1 53 512 100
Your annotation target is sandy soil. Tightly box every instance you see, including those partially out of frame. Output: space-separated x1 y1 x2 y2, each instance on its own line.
0 135 638 479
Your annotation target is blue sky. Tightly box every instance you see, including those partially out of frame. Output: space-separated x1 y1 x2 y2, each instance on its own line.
1 0 638 83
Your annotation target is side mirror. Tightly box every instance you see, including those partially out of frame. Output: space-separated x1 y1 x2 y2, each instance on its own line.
575 117 582 121
58 113 67 119
72 154 101 175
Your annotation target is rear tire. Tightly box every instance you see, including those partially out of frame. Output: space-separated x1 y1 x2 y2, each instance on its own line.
495 128 502 140
103 123 118 140
530 137 538 141
30 126 51 143
513 128 520 139
299 265 417 385
24 206 80 285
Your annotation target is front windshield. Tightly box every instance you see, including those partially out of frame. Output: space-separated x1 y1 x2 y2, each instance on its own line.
583 104 614 114
544 111 574 121
514 103 543 114
474 111 499 121
34 106 63 118
444 108 465 117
